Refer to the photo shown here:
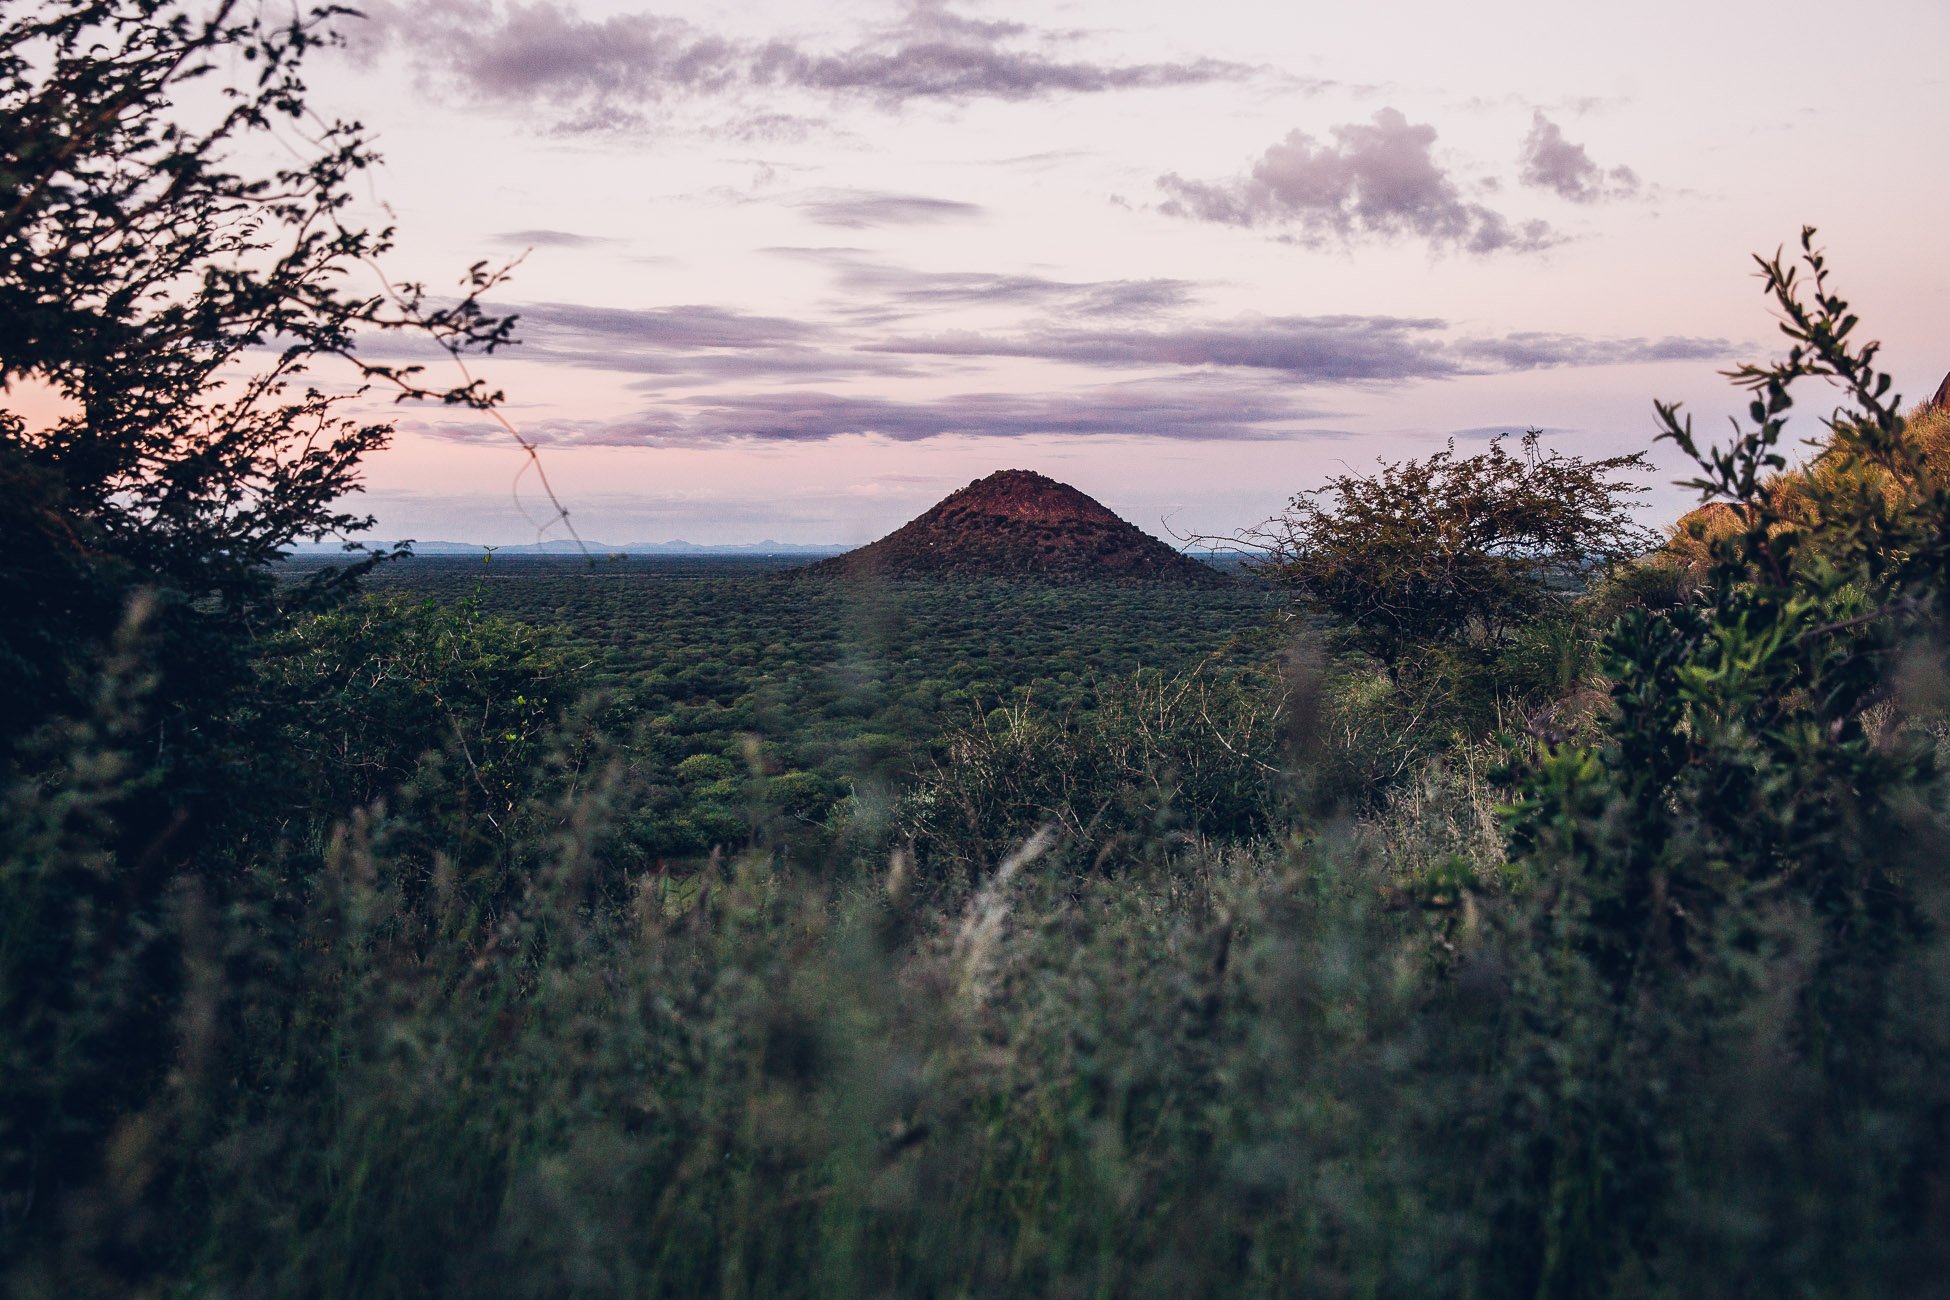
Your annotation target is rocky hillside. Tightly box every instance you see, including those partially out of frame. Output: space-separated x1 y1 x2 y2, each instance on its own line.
804 469 1223 584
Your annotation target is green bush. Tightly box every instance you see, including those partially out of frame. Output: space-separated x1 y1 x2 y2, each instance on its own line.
249 593 590 829
899 664 1290 880
1486 229 1950 1294
1243 429 1652 673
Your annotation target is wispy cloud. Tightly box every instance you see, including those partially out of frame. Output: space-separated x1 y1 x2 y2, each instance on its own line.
794 190 985 228
413 297 1735 446
1158 108 1554 254
773 248 1198 318
350 0 1251 132
1451 332 1719 370
875 314 1460 381
876 317 1727 380
1517 112 1641 203
515 302 816 350
751 34 1242 108
501 301 915 385
490 228 618 248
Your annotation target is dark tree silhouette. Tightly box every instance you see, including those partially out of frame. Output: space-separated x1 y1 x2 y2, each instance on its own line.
0 0 519 749
0 7 524 1254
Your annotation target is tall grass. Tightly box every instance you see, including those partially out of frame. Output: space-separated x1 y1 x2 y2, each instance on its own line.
6 645 1946 1297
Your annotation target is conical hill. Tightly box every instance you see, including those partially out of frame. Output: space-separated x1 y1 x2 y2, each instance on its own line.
804 469 1222 584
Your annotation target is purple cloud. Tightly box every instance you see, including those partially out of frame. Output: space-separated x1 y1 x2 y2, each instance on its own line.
880 318 1728 380
1452 332 1722 370
492 378 1337 445
771 249 1198 319
490 228 618 248
794 190 985 229
351 0 1251 131
1518 112 1641 203
1158 108 1555 254
479 294 1731 393
873 315 1459 382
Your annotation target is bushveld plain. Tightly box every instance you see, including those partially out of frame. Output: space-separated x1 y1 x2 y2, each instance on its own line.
6 2 1950 1297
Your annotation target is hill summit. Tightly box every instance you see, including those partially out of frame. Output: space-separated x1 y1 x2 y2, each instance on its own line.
805 469 1221 584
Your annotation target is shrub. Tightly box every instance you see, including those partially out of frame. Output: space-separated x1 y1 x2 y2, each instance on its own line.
900 664 1289 880
248 593 590 831
1241 429 1654 674
1488 229 1950 1294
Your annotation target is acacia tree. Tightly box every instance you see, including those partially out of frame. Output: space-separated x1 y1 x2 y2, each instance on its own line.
1243 431 1654 672
0 0 518 749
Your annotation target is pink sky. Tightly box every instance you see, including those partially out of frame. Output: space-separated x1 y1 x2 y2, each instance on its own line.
272 0 1950 545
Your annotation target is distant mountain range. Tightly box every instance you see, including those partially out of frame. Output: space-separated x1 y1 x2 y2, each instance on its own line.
287 539 850 557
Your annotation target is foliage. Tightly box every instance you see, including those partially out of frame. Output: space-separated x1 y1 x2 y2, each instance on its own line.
1244 429 1653 671
0 602 180 1273
1516 227 1946 978
327 557 1276 859
12 679 1950 1297
0 2 519 1272
1492 228 1950 1294
0 0 516 751
250 591 590 828
899 661 1290 879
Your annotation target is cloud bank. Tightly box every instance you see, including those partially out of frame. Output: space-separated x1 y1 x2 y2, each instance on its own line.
558 379 1326 445
491 276 1739 393
871 317 1725 382
453 272 1731 440
493 289 1726 395
351 0 1250 129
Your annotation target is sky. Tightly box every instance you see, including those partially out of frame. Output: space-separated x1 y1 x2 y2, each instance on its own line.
294 0 1949 546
